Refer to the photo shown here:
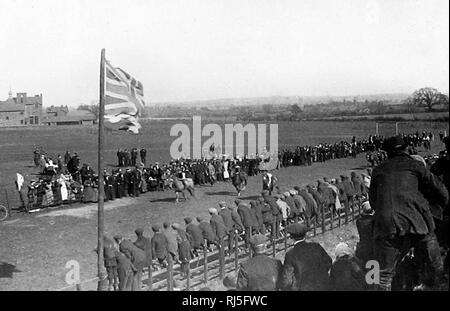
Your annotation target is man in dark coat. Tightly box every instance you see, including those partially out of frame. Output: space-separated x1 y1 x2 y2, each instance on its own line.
280 223 332 291
209 208 228 248
250 200 265 234
236 200 257 248
218 201 236 255
236 234 283 291
103 236 118 291
341 175 356 213
114 235 146 291
262 191 282 238
197 216 216 250
140 148 147 166
296 187 318 224
259 196 273 233
114 248 135 291
163 222 180 264
370 135 449 290
150 225 168 268
184 217 203 256
351 171 364 197
133 228 153 270
172 223 192 277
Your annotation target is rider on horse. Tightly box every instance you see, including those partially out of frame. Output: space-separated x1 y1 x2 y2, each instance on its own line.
231 165 247 197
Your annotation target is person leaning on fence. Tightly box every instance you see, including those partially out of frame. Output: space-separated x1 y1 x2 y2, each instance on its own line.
280 223 332 291
114 235 146 291
150 224 168 268
236 234 283 291
133 228 154 271
102 236 118 291
196 216 217 251
184 217 203 257
236 199 257 249
330 242 366 291
172 223 192 278
218 202 236 256
262 190 282 238
209 208 228 251
250 200 266 234
370 135 449 291
163 222 180 264
114 248 135 291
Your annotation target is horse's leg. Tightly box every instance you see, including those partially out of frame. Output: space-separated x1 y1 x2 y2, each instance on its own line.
187 187 195 198
182 190 187 201
175 192 179 203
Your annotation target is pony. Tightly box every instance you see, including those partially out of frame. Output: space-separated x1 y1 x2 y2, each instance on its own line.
231 170 247 196
167 176 195 203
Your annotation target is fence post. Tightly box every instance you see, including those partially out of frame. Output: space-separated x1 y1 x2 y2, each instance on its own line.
272 235 276 258
321 204 325 234
148 265 153 291
186 261 190 291
352 198 356 223
234 232 239 274
338 206 341 227
284 234 288 253
330 205 334 231
219 237 224 280
167 255 173 291
203 241 208 285
312 216 317 236
76 283 81 291
345 202 349 225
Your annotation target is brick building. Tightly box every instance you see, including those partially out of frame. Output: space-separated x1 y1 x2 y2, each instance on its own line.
0 91 43 126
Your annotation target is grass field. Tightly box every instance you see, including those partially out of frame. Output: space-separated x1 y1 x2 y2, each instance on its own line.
0 119 448 291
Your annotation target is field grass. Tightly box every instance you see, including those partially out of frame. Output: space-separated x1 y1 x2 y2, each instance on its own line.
0 119 448 291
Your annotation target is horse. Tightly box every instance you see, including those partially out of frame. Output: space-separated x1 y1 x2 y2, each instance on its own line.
262 171 278 195
231 170 247 196
167 176 195 203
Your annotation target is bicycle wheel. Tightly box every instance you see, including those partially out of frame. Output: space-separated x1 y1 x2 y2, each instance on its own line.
0 205 8 221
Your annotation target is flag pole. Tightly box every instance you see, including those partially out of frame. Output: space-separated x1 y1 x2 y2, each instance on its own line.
97 48 108 291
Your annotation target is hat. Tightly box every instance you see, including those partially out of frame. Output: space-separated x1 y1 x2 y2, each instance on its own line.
151 224 161 232
113 235 123 242
172 223 181 229
289 189 297 195
261 190 269 196
293 186 301 191
135 228 144 235
383 135 406 152
274 194 281 199
234 199 242 205
283 191 290 197
340 175 347 179
218 201 227 208
249 234 267 247
184 217 192 224
163 222 170 228
208 208 218 214
286 223 308 239
335 242 354 258
196 216 203 222
361 201 374 215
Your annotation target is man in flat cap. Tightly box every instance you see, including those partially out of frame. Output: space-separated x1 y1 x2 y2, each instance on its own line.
133 228 154 272
236 234 283 291
370 135 448 290
209 208 228 250
250 200 265 234
172 223 192 277
262 190 282 238
197 216 217 250
163 222 180 264
236 200 257 249
218 201 236 256
184 217 203 256
114 235 146 291
150 224 168 268
280 223 332 291
355 201 375 268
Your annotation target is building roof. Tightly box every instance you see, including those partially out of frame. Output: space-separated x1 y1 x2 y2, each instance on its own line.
0 101 24 112
42 109 96 123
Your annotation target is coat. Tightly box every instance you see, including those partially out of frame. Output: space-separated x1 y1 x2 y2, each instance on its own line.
280 240 332 291
218 208 234 232
238 204 257 228
134 236 153 267
369 152 449 239
119 239 146 270
163 228 179 255
151 232 168 260
355 214 375 262
210 214 228 239
185 223 204 249
250 201 264 227
198 220 216 243
230 208 245 231
264 196 282 221
236 254 283 291
298 190 318 218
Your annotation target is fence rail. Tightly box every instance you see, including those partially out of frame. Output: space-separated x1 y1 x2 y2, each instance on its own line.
54 197 363 291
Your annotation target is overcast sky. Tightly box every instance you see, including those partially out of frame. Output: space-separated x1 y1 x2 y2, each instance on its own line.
0 0 448 107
